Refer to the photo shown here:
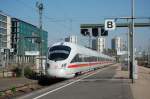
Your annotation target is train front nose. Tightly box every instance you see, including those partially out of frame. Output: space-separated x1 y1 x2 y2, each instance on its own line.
46 62 66 77
46 63 75 78
47 68 75 78
47 68 66 78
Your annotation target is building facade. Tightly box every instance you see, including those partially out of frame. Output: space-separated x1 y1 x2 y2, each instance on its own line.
11 18 48 61
65 35 77 44
111 37 123 52
0 12 11 67
92 37 106 53
0 11 48 72
11 18 48 66
0 12 11 49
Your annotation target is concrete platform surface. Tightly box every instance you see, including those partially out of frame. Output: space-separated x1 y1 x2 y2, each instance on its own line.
115 64 150 99
130 66 150 99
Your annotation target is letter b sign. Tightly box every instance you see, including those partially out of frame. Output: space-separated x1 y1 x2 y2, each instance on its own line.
105 19 116 31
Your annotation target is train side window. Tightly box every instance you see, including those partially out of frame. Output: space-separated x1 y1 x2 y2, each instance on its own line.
84 56 89 62
96 57 98 61
71 54 79 63
98 57 100 61
100 57 103 61
78 54 84 62
102 58 104 61
71 54 86 63
89 57 93 62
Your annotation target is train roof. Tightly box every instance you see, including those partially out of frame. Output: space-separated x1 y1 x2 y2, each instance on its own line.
50 42 114 60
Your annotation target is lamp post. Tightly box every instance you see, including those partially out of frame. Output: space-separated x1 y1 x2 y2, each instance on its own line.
130 0 137 83
36 0 44 75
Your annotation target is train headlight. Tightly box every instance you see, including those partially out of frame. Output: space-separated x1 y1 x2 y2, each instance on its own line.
62 63 67 68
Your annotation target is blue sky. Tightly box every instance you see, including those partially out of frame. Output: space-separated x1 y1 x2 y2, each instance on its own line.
0 0 150 50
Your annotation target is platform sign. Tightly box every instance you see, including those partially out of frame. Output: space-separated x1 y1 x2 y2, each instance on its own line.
25 51 39 56
105 19 116 31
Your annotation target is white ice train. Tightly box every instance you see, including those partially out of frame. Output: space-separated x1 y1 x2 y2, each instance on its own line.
46 42 115 78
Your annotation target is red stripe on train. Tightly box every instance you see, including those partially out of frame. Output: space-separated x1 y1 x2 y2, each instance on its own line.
68 61 111 68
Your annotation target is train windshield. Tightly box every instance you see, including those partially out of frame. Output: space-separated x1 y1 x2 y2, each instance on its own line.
48 45 71 61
